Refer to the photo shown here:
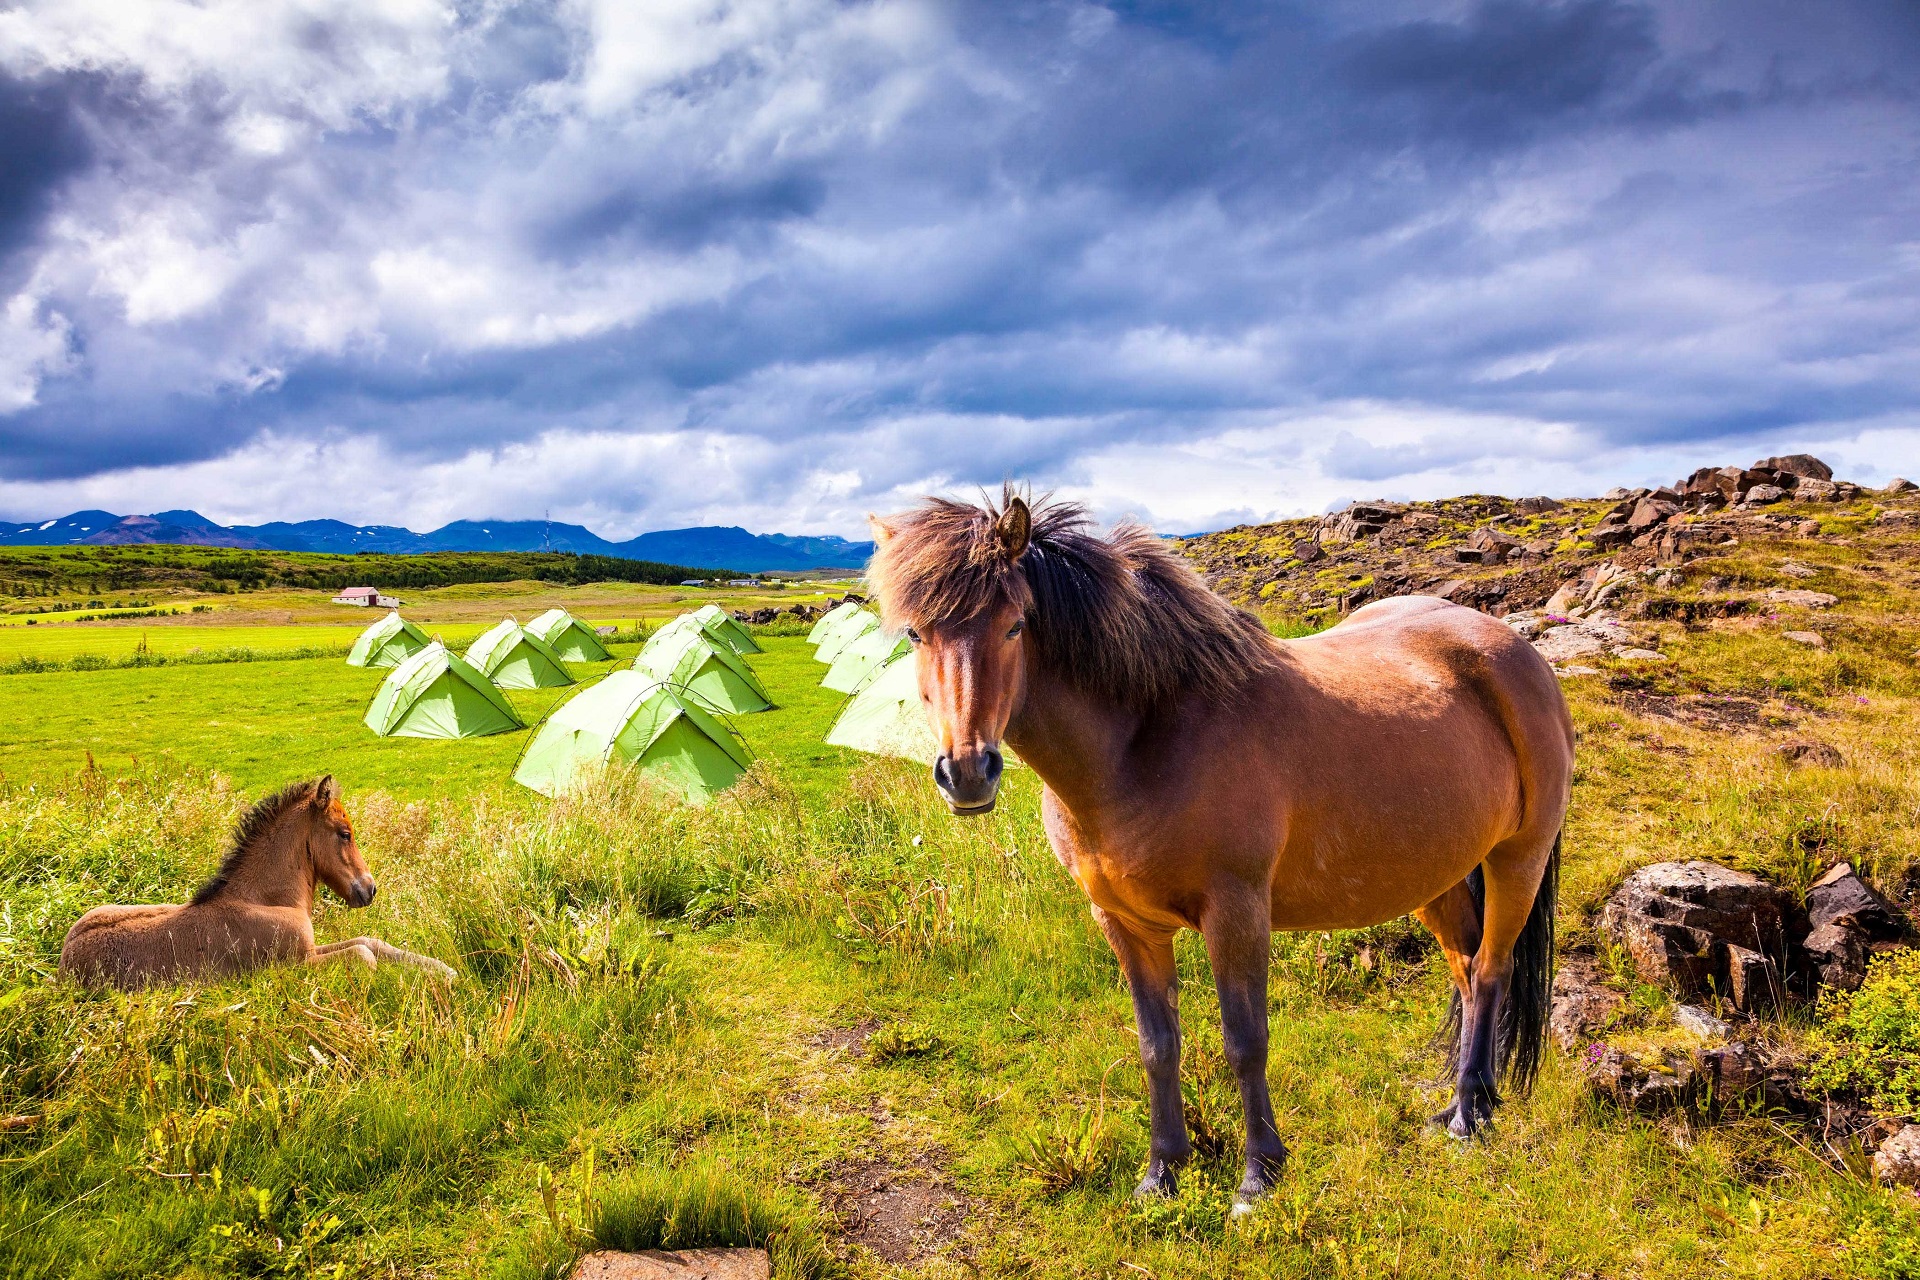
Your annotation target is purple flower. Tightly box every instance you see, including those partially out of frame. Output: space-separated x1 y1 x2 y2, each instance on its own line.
1587 1042 1607 1061
1857 696 1869 705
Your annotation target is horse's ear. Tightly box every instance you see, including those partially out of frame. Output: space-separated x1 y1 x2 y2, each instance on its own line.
995 496 1031 560
315 775 338 807
867 514 894 546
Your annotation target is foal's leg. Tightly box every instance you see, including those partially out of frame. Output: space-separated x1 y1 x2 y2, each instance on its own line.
316 937 457 979
1095 907 1190 1196
309 942 377 969
1200 892 1287 1211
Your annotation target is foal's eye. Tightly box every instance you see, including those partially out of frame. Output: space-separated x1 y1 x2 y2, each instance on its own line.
1006 620 1024 640
905 627 921 644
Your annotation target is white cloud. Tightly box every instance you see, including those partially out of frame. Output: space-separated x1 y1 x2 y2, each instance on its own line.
0 295 75 412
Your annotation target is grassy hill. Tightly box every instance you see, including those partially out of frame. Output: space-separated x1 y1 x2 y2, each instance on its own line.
0 489 1915 1277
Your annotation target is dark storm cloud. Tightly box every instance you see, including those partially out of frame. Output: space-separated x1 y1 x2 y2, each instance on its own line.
0 0 1916 529
0 72 92 258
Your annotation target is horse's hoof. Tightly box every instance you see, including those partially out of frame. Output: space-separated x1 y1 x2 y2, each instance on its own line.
1132 1168 1178 1199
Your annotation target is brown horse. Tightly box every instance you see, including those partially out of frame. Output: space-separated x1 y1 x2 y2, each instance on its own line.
60 776 456 989
868 491 1573 1210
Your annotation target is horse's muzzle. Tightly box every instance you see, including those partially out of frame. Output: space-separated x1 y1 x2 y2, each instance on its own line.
934 748 1003 816
347 876 377 908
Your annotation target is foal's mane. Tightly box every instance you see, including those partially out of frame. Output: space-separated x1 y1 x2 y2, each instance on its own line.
869 488 1277 711
190 780 317 905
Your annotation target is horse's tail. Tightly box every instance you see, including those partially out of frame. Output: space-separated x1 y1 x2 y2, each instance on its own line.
1499 831 1559 1096
1440 833 1560 1094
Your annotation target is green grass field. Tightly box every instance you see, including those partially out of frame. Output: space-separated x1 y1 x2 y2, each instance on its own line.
0 575 1916 1278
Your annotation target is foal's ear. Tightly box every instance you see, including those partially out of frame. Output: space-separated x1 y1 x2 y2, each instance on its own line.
314 775 339 807
867 513 894 546
995 496 1031 560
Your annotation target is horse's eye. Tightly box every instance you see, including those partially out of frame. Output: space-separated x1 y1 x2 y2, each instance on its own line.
906 628 921 644
1007 620 1024 640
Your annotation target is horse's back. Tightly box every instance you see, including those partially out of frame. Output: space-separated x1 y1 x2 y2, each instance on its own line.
59 901 300 989
1244 597 1573 925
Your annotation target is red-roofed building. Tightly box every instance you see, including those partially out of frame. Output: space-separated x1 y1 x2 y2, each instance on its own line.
332 586 401 607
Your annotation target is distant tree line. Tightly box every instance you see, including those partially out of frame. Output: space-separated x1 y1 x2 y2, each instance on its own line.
0 546 740 597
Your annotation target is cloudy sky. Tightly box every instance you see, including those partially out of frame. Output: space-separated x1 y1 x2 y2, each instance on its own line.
1 0 1916 536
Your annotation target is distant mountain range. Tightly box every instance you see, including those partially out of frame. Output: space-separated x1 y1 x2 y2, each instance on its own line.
0 510 875 573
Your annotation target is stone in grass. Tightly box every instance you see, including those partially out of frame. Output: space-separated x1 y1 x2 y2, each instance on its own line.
1599 861 1801 1011
1613 648 1668 662
1549 957 1625 1053
1883 477 1916 493
1777 739 1844 768
1807 862 1906 941
1782 630 1825 648
1673 1004 1730 1039
1765 588 1839 608
1875 1125 1920 1189
571 1250 771 1280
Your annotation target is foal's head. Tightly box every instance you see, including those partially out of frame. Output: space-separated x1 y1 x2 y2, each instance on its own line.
868 488 1277 816
305 776 376 908
194 775 376 909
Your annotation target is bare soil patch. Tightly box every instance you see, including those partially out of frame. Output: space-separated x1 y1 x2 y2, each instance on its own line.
1615 691 1788 732
818 1152 971 1268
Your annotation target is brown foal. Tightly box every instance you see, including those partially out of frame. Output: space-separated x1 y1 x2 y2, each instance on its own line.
868 491 1573 1210
60 776 456 989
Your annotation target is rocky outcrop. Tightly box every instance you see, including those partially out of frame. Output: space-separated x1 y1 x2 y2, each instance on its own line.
1599 862 1800 1012
1800 863 1906 992
1584 1040 1806 1117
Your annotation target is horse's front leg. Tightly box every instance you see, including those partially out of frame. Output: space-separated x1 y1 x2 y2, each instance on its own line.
321 936 457 979
1202 891 1287 1211
1095 908 1190 1197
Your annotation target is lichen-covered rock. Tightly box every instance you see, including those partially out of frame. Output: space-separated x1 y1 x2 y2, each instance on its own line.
1755 454 1834 482
1584 1045 1694 1114
1599 861 1801 1010
1806 863 1905 941
1802 921 1872 992
1550 957 1625 1052
1874 1125 1920 1189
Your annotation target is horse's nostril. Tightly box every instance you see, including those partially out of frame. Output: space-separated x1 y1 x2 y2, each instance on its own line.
983 749 1004 786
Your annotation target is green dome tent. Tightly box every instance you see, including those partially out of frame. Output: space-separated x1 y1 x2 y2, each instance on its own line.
465 619 575 690
513 672 753 803
525 607 612 662
346 610 431 668
691 603 762 654
826 651 938 763
807 600 865 647
814 609 879 664
364 642 525 738
822 625 910 693
634 629 772 715
642 612 754 663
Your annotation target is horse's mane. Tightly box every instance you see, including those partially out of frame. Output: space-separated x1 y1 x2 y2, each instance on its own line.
868 487 1278 712
190 780 316 905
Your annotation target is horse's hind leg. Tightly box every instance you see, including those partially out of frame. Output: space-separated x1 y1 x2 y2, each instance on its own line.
1200 892 1287 1211
1094 908 1190 1197
1439 838 1557 1139
1415 876 1483 1129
